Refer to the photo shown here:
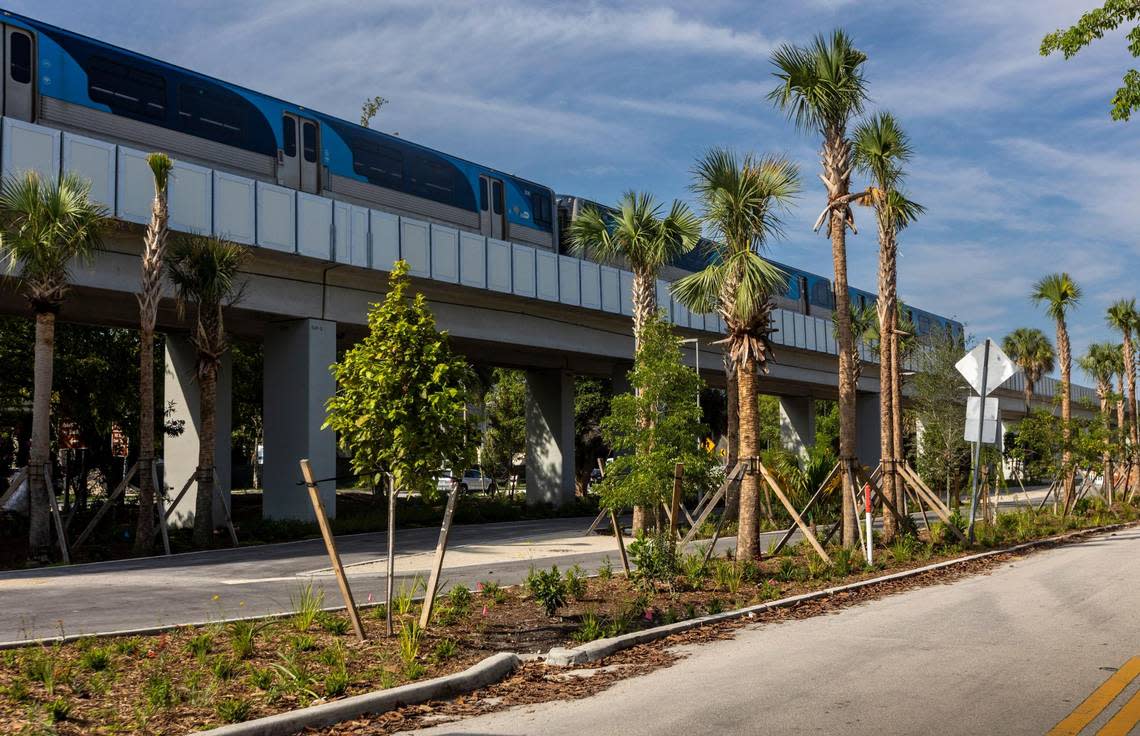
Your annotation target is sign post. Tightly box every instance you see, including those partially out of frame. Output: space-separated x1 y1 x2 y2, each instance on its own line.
955 339 1017 542
863 480 873 565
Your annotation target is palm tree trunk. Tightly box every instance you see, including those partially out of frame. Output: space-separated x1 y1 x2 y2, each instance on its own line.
1057 322 1074 509
28 310 56 561
192 359 218 547
630 269 657 535
891 330 905 509
135 327 156 552
1100 390 1114 502
736 355 761 560
877 226 897 541
724 359 740 521
1123 334 1139 490
820 129 859 548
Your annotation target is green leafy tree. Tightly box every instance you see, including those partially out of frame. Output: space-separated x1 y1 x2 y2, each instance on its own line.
574 376 611 496
595 316 714 516
1041 2 1140 121
0 171 107 560
769 29 870 548
481 368 526 487
325 261 478 500
913 329 971 507
165 234 247 546
1080 342 1120 496
1105 299 1139 457
360 95 390 128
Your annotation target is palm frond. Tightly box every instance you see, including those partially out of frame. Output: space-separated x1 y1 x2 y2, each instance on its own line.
768 28 868 133
1030 272 1082 322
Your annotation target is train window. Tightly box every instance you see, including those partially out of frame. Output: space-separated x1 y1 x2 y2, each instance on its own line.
422 160 452 195
531 191 552 226
302 122 317 163
178 84 244 144
480 178 488 211
492 180 504 215
353 140 403 184
9 32 31 84
282 116 296 157
87 54 166 121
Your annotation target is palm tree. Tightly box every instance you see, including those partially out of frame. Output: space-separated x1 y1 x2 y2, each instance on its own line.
673 149 800 560
852 112 923 539
568 191 700 533
1001 327 1055 414
1106 299 1139 464
1080 342 1119 500
1030 273 1082 508
134 153 173 553
0 172 107 560
166 234 247 546
770 29 870 547
568 191 700 350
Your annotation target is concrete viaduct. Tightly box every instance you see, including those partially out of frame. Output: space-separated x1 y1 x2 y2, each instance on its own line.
0 117 1095 524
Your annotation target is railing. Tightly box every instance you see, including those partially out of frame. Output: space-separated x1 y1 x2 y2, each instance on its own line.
0 116 1094 402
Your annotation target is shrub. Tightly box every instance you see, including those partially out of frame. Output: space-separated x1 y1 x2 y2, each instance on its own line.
527 566 569 617
776 558 802 583
80 646 111 672
113 638 142 656
317 612 350 636
212 656 239 681
564 565 588 600
805 556 829 580
215 697 253 723
270 652 317 700
144 670 177 709
290 634 317 652
757 580 781 601
394 576 423 616
679 552 708 583
432 638 459 661
447 584 473 613
323 668 349 697
291 583 324 632
706 599 723 615
890 535 918 564
479 580 507 605
628 533 677 584
598 557 614 580
317 643 346 668
398 622 422 667
572 611 606 643
186 632 213 662
248 665 275 690
47 696 71 722
228 620 267 659
433 605 459 626
712 559 744 594
830 547 854 577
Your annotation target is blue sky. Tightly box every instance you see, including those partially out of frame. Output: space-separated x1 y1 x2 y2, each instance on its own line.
14 0 1140 384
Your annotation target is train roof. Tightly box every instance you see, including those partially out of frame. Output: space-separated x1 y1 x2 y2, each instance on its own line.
3 7 554 193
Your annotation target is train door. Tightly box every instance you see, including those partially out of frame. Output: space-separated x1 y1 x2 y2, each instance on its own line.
2 26 35 122
799 276 810 316
279 113 320 193
479 175 505 239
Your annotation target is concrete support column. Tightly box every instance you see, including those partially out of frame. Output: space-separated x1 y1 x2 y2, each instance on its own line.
263 319 336 520
856 392 882 470
525 369 575 507
163 335 232 529
778 396 815 459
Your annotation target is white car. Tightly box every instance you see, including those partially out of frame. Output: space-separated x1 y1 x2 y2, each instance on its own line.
435 468 496 494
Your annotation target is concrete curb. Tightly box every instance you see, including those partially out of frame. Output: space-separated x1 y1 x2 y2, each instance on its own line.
194 652 520 736
545 521 1136 666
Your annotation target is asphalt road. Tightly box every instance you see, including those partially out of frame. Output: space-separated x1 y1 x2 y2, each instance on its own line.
0 487 1049 645
409 526 1140 736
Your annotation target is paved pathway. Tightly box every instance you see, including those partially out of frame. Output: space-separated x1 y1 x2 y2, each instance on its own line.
409 526 1140 736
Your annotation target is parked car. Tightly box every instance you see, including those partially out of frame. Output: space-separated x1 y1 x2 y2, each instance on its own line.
435 469 496 494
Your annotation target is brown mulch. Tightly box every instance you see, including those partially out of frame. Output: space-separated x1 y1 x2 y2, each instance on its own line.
310 528 1124 735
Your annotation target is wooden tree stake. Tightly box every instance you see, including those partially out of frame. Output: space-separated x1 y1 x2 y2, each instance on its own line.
299 459 365 642
44 464 70 564
757 461 831 564
668 463 684 540
419 484 460 629
610 509 630 576
73 461 139 550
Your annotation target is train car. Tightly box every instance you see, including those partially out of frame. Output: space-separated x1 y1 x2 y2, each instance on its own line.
1 9 557 250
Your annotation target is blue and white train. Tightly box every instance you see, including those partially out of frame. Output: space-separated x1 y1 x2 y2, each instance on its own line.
1 8 962 341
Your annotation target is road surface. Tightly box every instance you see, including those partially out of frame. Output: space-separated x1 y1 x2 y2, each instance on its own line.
409 526 1140 736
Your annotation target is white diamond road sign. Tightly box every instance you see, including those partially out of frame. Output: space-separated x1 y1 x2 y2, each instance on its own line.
955 341 1017 397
